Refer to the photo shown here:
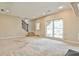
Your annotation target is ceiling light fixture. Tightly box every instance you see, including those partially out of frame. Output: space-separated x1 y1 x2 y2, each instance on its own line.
58 6 64 9
42 12 46 15
6 10 9 12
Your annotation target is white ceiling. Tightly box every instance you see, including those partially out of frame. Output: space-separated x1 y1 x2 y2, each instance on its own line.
0 2 71 19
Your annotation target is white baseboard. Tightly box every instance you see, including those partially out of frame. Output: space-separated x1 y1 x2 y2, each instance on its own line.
64 40 79 45
0 34 25 39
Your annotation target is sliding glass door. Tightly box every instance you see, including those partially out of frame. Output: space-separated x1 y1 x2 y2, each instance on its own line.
54 19 63 38
46 20 53 37
45 19 63 39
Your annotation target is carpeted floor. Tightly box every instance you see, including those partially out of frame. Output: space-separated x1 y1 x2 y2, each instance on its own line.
0 37 79 56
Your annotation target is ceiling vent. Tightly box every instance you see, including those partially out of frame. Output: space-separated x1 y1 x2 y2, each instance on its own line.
0 8 9 13
1 9 5 12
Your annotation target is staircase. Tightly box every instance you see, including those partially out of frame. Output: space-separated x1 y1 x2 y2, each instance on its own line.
22 20 29 32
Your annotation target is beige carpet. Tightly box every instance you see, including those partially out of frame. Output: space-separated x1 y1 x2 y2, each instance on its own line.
0 37 79 56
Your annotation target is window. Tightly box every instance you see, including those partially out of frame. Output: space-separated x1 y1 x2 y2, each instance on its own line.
35 20 40 31
45 19 63 39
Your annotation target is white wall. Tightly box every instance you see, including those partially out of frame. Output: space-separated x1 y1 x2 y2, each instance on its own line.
33 8 79 42
0 14 26 39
